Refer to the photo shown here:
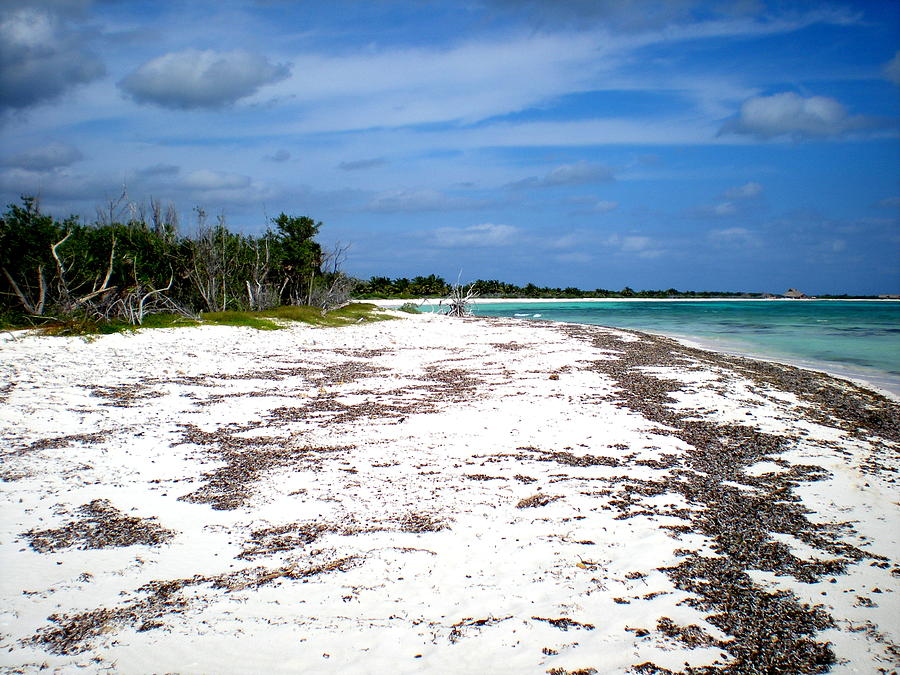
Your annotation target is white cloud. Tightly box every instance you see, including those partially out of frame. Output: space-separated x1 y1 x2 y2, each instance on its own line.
601 233 667 258
364 189 486 213
434 223 519 247
720 92 871 139
508 161 614 189
0 5 104 111
567 198 619 215
883 51 900 86
182 170 251 191
5 142 82 170
708 226 760 247
724 181 763 199
554 252 592 264
273 32 604 130
620 235 653 251
704 201 738 217
119 50 290 110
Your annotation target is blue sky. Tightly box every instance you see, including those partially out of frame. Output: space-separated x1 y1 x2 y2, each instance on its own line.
1 0 898 294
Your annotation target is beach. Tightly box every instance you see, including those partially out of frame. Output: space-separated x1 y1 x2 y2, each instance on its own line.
0 312 898 674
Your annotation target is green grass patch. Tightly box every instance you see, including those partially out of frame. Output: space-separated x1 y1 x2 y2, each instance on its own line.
24 303 397 336
139 313 201 329
261 303 396 326
201 311 282 331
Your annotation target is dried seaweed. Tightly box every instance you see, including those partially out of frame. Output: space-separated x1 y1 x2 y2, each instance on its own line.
556 323 897 674
24 499 174 552
176 423 353 510
532 616 595 631
30 555 357 654
516 493 562 508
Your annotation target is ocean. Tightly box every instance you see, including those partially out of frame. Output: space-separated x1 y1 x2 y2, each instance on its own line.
465 300 900 397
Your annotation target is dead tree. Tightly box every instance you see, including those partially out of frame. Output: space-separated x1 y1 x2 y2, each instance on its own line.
308 243 354 312
187 209 241 312
444 281 478 317
309 272 357 313
245 235 281 310
2 265 46 316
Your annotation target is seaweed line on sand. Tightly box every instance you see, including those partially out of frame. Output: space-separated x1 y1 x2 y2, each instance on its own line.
28 555 359 655
556 323 898 674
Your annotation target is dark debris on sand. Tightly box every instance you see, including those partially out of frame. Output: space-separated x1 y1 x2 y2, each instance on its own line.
24 499 174 553
29 555 357 654
552 323 899 675
175 423 353 510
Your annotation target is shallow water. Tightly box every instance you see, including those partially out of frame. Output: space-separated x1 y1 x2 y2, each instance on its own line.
469 300 900 397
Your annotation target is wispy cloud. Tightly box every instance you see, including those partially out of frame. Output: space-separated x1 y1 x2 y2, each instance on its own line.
338 157 387 171
3 142 82 170
265 149 291 163
708 226 761 247
507 161 614 189
883 51 900 86
568 197 619 215
434 223 519 247
724 181 763 199
364 189 487 213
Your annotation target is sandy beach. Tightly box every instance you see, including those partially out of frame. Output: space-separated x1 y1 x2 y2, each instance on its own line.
0 312 897 674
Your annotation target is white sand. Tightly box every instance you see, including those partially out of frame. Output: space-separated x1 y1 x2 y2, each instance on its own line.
0 313 897 674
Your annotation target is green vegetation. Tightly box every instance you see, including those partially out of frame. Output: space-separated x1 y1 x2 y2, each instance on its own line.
0 196 353 331
4 195 881 337
21 303 393 336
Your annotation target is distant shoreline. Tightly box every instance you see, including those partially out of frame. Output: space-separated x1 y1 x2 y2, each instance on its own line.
366 297 894 306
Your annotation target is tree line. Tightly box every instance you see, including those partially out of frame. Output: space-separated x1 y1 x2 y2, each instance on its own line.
0 196 351 327
354 276 755 299
6 194 862 329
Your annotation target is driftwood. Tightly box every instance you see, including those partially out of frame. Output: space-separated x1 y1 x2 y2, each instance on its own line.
443 281 478 317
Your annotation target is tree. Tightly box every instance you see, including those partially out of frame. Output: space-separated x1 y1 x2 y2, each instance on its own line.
271 213 322 305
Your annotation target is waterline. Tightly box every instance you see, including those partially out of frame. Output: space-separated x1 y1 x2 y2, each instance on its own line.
469 300 900 398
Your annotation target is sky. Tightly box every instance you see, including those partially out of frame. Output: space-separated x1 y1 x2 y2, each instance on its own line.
1 0 898 294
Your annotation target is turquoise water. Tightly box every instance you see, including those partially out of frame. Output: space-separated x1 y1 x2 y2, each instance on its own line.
468 300 900 395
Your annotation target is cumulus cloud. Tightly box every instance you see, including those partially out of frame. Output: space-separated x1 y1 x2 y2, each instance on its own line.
364 189 486 213
508 161 614 189
720 92 871 139
339 157 387 171
4 142 82 170
119 50 290 110
434 223 519 247
724 181 763 199
883 51 900 86
0 5 105 112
